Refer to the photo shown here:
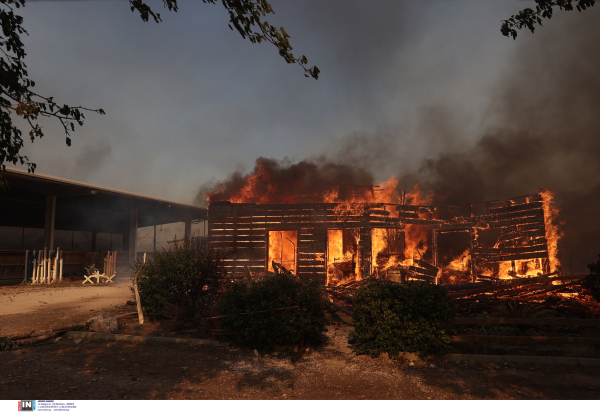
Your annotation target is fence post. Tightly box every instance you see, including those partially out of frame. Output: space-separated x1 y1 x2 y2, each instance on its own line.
59 250 63 281
22 250 29 285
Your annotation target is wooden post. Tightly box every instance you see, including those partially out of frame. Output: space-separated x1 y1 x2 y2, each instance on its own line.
42 248 47 283
432 230 438 268
133 263 146 324
23 250 29 284
54 248 59 282
244 265 253 283
32 252 37 284
470 229 477 283
113 251 117 277
32 251 38 284
59 250 63 281
42 249 46 283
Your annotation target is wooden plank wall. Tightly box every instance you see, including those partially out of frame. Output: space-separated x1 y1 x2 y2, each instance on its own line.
475 195 549 265
62 251 86 274
297 228 327 283
208 192 550 283
209 203 336 281
209 203 267 278
0 251 25 282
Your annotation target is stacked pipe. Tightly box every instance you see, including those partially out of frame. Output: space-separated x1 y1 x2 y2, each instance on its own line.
30 248 63 284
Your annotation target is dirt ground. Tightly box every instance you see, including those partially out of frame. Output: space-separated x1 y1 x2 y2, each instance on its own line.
2 280 600 400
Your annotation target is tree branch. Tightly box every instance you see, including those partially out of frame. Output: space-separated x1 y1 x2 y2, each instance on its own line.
501 0 595 39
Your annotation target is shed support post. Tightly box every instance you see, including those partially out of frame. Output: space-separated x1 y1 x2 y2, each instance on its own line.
184 219 192 241
128 208 138 267
44 195 56 251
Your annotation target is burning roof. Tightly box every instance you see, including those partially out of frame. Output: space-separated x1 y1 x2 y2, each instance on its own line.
206 163 563 286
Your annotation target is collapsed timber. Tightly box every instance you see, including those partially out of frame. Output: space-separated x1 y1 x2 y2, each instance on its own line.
208 189 561 288
317 273 596 319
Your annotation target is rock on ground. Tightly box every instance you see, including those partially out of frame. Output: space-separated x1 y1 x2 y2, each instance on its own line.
86 313 119 333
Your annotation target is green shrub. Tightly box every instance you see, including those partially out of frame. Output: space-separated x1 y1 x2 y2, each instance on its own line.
583 254 600 303
491 300 555 335
218 273 326 350
133 238 225 333
353 280 456 359
0 336 18 351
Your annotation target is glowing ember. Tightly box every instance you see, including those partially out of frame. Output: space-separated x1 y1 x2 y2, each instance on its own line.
207 158 563 286
540 188 564 273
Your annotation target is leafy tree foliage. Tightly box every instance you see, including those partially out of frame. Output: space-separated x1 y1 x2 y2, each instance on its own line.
0 0 318 184
218 273 326 350
502 0 595 39
133 238 226 334
353 280 456 359
582 254 600 302
0 0 105 185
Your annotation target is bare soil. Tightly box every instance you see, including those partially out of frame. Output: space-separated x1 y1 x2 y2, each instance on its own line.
2 280 600 400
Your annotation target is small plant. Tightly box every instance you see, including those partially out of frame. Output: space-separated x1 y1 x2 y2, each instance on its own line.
491 300 555 335
353 280 456 359
218 273 326 351
582 254 600 303
0 336 18 351
133 238 226 335
85 264 98 276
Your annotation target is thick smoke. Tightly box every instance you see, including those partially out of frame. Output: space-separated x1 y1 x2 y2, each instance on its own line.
196 7 600 274
397 9 600 274
195 156 374 206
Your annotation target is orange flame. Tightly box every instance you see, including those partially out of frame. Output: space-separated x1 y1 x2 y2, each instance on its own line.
540 189 564 274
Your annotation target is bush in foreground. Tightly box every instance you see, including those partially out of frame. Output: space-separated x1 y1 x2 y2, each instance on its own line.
583 254 600 303
134 238 225 334
218 274 326 350
353 280 456 359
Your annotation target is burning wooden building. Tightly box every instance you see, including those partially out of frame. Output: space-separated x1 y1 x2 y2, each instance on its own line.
208 186 561 286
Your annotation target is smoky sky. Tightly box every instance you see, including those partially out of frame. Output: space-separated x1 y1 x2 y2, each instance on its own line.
6 1 600 271
197 3 600 274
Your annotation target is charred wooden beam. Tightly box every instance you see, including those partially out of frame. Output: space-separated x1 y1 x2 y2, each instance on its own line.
415 259 439 273
474 244 549 255
487 215 545 228
430 222 489 231
478 251 549 263
432 231 439 268
499 222 546 234
408 265 438 278
486 201 543 214
470 228 477 283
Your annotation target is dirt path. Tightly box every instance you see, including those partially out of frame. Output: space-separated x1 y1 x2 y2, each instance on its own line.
1 325 599 400
0 280 133 336
2 282 600 400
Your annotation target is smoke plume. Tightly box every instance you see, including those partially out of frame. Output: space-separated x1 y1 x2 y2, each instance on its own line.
196 8 600 274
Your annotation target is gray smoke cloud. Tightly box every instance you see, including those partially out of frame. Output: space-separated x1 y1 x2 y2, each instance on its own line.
72 140 113 181
198 5 600 274
395 8 600 274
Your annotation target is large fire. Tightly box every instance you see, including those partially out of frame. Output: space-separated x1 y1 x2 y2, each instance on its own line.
208 158 564 285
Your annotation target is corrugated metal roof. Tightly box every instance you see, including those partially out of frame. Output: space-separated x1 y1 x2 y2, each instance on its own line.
3 167 205 212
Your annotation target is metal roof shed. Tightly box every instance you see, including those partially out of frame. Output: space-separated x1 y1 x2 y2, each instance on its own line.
0 167 206 276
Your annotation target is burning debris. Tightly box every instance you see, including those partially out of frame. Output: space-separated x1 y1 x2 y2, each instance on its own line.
206 159 563 290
